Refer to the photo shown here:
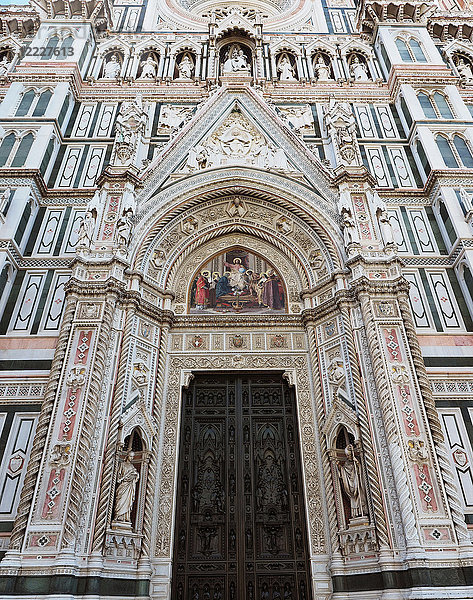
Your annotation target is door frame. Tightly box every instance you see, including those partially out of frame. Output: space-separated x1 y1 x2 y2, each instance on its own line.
149 351 330 599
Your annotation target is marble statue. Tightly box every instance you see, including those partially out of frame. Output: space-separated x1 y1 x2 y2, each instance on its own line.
112 95 147 166
314 56 332 81
0 55 12 77
277 54 297 81
138 54 158 79
324 99 361 166
77 209 96 248
377 208 395 247
103 53 121 79
222 45 250 74
158 105 193 133
349 55 369 81
176 54 194 80
337 445 365 519
183 111 294 173
116 209 133 248
278 105 313 133
457 57 473 83
113 453 139 525
342 214 359 247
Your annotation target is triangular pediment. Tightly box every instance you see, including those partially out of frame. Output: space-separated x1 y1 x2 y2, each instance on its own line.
140 86 335 202
178 104 299 176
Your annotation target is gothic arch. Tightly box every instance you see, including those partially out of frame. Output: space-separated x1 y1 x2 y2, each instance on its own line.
133 193 341 310
133 169 343 278
166 234 307 313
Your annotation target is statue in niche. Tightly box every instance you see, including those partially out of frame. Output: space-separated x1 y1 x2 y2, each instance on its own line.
456 56 473 83
349 54 370 81
327 356 345 400
261 583 270 599
102 53 121 79
176 53 194 80
116 208 133 249
138 53 158 79
277 53 297 81
222 44 251 74
314 55 332 81
337 444 366 520
0 54 12 77
370 191 395 248
113 452 139 526
377 207 395 247
77 208 96 249
342 213 359 247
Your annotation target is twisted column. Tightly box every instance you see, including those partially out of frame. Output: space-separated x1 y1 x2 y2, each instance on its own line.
305 322 339 555
9 296 78 551
398 293 469 543
62 294 117 547
141 324 170 557
358 293 420 546
339 304 390 551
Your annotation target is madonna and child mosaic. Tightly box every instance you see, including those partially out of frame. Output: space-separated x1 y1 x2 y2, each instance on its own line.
189 248 285 314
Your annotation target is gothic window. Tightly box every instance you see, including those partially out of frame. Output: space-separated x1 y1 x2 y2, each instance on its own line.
15 90 35 116
417 92 436 118
396 38 412 62
415 139 431 176
32 90 52 116
39 137 55 176
438 200 457 246
0 263 11 305
453 135 473 167
418 92 453 119
434 92 453 118
0 133 16 167
409 39 427 62
41 36 59 60
15 89 53 117
396 37 427 62
58 35 74 59
14 199 32 246
11 133 34 167
435 135 459 168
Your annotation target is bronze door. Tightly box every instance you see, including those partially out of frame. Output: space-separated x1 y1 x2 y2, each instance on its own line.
171 373 313 600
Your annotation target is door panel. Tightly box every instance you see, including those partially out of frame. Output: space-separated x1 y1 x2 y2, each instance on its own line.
171 374 312 600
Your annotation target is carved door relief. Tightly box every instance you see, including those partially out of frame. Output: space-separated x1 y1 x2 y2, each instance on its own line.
171 373 313 600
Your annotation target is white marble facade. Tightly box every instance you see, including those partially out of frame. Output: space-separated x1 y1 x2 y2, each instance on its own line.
0 0 472 599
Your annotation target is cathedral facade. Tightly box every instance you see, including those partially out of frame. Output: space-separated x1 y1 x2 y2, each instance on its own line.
0 0 473 598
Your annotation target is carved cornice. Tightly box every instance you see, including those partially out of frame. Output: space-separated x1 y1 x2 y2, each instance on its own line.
65 277 175 325
172 313 303 329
